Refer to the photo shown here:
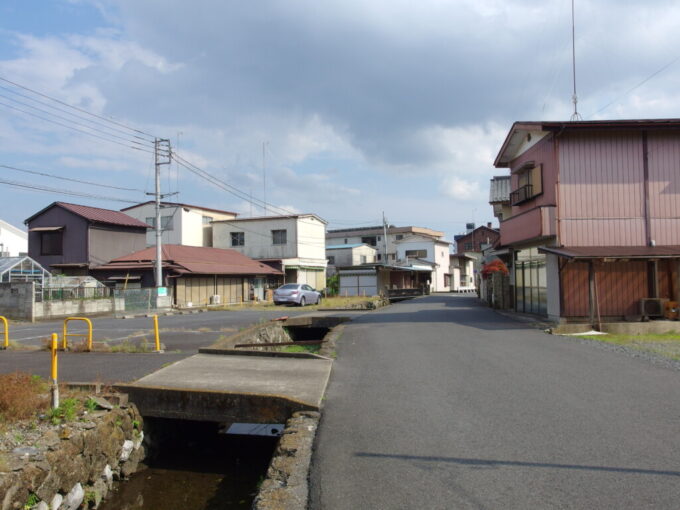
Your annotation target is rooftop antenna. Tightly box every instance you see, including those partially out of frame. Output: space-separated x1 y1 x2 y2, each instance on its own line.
570 0 582 120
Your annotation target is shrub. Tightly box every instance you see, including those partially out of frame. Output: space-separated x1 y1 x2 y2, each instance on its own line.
0 372 48 421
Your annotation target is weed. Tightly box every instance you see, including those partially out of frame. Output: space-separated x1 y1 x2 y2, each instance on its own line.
115 418 122 427
84 398 98 412
23 492 39 509
0 453 10 472
132 419 140 430
13 432 24 444
48 398 79 425
0 372 48 421
110 340 153 353
282 344 321 354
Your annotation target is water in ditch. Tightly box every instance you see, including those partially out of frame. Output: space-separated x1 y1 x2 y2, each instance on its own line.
98 419 278 510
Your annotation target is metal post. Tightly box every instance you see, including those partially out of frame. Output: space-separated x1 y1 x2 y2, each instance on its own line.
153 315 162 352
155 138 163 289
51 333 59 409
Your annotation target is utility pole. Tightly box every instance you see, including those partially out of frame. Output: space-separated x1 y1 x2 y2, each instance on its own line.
262 141 268 215
382 212 389 264
153 139 172 289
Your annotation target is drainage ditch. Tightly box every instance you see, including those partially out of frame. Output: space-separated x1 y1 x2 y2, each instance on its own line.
98 418 278 510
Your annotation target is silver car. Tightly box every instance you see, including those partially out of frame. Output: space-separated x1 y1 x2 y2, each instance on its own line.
273 283 321 306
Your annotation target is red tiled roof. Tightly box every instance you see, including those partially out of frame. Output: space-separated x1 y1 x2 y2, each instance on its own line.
95 244 282 275
57 202 150 228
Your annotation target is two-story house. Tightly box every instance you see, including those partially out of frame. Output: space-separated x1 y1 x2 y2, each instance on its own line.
212 214 328 289
121 201 238 247
0 219 28 257
25 202 149 275
394 234 451 292
327 225 445 263
494 119 680 322
326 243 377 275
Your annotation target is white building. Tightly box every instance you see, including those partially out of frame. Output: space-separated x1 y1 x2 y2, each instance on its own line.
450 254 475 292
326 225 445 264
120 201 237 247
326 243 377 275
394 234 452 292
212 214 328 289
0 219 28 257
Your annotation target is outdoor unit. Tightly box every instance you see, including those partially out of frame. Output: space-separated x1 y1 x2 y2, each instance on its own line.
640 298 668 318
210 294 221 305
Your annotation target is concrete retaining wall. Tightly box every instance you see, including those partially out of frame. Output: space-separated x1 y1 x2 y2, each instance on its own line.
0 282 34 322
34 297 124 320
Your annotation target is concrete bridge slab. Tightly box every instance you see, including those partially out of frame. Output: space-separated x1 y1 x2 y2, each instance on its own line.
117 352 332 424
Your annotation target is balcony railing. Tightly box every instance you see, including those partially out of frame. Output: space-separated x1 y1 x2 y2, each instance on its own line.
509 184 534 206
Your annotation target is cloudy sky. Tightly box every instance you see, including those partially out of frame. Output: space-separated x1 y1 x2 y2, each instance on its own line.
2 0 680 242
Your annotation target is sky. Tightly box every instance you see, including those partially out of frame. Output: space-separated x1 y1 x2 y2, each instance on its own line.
2 0 680 244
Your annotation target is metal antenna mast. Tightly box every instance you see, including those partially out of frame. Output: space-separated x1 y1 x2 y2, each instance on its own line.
570 0 582 120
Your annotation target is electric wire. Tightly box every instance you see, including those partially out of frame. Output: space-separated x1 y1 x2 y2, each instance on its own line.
0 163 146 192
0 177 143 204
0 84 153 144
588 54 680 119
0 100 155 155
0 75 157 140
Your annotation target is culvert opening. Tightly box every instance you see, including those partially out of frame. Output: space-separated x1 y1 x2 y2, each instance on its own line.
284 325 330 342
99 417 277 510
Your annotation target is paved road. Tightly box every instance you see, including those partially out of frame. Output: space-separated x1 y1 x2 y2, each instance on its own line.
310 294 680 509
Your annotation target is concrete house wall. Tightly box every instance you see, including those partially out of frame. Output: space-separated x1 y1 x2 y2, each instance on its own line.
0 220 27 256
122 203 237 247
396 236 451 292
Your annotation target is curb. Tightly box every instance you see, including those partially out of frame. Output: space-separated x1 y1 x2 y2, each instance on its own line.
252 411 320 510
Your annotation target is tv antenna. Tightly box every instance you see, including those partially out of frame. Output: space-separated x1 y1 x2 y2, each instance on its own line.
570 0 582 120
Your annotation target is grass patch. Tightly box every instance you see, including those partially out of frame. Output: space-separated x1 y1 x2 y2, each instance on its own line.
109 339 154 353
281 344 321 354
580 332 680 360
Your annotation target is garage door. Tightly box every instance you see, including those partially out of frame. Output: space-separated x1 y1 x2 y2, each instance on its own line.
340 274 377 297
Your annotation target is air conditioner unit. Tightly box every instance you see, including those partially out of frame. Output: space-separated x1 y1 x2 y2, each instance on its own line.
640 298 668 318
210 294 221 305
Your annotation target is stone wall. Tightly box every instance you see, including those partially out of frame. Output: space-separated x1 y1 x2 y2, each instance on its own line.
0 403 145 510
210 321 292 351
0 282 34 322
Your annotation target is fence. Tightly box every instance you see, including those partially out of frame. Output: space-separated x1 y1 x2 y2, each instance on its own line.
38 286 113 302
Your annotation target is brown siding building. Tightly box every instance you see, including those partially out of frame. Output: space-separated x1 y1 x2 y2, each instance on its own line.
493 119 680 322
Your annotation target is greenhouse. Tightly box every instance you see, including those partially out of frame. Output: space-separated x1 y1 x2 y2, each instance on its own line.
0 256 51 286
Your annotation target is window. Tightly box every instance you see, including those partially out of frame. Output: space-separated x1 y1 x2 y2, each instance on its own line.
202 215 213 224
344 238 348 243
361 236 377 246
464 242 473 251
231 232 244 246
377 253 382 261
360 255 367 263
145 215 174 230
272 229 287 245
510 163 543 205
328 256 335 265
41 231 63 256
405 249 427 258
395 234 403 240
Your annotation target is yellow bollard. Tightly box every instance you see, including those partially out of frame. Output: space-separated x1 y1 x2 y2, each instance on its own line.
63 317 93 351
153 315 162 352
0 316 8 349
50 333 59 408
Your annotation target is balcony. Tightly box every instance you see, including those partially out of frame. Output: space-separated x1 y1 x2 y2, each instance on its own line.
509 184 534 206
500 206 556 246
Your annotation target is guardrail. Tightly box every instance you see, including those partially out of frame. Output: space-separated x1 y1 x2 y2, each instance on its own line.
62 317 93 351
0 316 7 350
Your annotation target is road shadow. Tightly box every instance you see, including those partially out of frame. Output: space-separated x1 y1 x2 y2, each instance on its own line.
354 451 680 477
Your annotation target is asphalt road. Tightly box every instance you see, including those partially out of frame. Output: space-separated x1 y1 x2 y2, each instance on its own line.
309 294 680 509
0 308 310 382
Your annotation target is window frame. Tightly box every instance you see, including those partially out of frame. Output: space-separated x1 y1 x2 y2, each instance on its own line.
40 231 63 256
230 231 245 247
272 229 287 245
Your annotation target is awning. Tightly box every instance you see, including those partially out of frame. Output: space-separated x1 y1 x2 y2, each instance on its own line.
107 275 142 281
539 245 680 260
29 226 64 232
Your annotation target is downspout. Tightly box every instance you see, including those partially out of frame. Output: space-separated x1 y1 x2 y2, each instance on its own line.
642 131 652 247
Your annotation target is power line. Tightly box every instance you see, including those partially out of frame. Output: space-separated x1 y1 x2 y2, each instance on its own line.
0 177 142 204
0 163 146 192
0 75 157 140
0 84 154 144
588 54 680 119
0 100 156 155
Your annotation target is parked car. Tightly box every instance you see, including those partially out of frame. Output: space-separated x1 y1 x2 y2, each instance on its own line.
273 283 321 306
